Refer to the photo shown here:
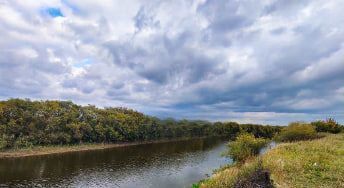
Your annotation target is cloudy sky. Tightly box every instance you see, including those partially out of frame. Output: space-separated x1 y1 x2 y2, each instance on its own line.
0 0 343 125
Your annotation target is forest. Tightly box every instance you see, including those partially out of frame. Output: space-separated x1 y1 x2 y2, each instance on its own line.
0 99 281 149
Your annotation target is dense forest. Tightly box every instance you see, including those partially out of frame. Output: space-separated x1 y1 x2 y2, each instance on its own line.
0 99 282 149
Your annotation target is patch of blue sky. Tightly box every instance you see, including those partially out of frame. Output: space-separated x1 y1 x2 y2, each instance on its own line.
74 58 93 68
46 7 64 17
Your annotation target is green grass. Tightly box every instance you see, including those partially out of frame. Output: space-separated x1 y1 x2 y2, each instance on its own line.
263 133 344 188
200 134 344 188
199 158 262 188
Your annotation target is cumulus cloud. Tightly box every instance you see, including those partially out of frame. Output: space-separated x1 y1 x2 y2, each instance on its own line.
0 0 343 124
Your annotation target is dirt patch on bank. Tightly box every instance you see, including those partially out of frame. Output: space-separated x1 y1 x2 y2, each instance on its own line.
234 166 274 188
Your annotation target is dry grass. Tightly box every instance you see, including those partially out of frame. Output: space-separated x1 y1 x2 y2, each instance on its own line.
200 134 344 188
199 158 261 188
263 134 344 188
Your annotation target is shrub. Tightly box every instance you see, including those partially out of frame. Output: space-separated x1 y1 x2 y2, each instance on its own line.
275 122 317 142
0 135 6 149
311 118 342 133
224 133 268 163
0 134 15 149
14 136 33 149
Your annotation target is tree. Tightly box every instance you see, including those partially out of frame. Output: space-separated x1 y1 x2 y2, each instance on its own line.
311 118 342 133
0 99 281 149
224 133 268 163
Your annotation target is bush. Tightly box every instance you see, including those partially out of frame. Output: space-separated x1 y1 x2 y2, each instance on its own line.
275 122 318 142
225 133 268 163
0 134 15 149
311 118 342 134
14 136 33 149
0 135 6 149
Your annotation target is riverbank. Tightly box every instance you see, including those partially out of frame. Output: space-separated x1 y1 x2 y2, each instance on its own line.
0 137 209 159
198 133 344 187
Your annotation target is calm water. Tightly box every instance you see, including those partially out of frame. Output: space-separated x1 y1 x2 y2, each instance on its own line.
0 137 231 188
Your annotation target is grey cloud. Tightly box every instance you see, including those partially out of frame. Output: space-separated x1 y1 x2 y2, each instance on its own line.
0 0 343 124
134 6 160 32
264 0 311 15
105 32 224 85
270 27 286 35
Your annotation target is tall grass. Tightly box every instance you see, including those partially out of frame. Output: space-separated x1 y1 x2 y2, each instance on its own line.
200 134 344 188
263 134 344 188
200 158 260 188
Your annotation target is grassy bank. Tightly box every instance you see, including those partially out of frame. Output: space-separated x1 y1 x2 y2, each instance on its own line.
263 133 344 188
0 137 202 158
199 134 344 188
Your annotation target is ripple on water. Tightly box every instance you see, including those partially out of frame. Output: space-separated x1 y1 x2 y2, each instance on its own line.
0 137 231 188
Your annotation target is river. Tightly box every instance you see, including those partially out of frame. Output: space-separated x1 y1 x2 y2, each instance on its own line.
0 137 231 188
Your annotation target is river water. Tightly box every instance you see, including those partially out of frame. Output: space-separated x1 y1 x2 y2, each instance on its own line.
0 137 231 188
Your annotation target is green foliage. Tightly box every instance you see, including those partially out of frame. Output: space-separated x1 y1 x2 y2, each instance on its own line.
311 118 342 133
0 99 280 149
14 136 33 149
275 122 318 142
225 133 268 163
0 134 15 149
0 135 7 149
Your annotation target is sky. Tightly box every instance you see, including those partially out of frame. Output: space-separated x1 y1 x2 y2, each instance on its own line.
0 0 343 125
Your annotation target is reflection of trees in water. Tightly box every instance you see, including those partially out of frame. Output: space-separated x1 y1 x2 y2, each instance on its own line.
0 137 224 186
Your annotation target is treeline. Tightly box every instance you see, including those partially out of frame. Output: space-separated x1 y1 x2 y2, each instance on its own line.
0 99 281 149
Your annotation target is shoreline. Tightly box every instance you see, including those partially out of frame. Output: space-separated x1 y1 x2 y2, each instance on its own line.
0 137 211 159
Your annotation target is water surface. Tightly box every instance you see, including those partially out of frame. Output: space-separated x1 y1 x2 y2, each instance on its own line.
0 137 230 188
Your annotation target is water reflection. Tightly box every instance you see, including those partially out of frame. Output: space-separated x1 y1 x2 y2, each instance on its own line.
0 137 230 188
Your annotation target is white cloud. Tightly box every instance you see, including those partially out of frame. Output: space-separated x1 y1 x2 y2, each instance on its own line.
0 0 343 124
